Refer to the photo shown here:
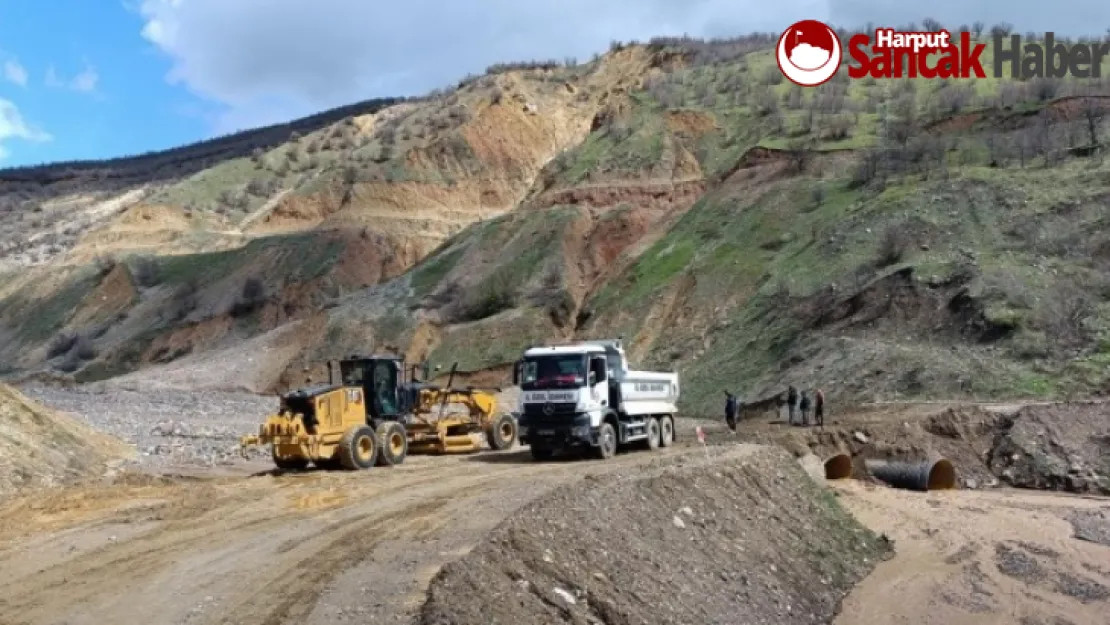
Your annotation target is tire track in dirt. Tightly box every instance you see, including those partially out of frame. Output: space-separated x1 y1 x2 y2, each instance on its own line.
221 498 454 625
0 446 697 625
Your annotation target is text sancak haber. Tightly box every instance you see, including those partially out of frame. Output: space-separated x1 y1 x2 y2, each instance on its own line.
848 30 1110 79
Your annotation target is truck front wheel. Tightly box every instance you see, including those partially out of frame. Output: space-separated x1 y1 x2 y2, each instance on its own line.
592 422 617 460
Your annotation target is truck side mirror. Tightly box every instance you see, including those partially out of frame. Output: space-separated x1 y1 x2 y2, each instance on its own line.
512 360 521 385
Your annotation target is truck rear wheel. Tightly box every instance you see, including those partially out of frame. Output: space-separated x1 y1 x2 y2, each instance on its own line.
338 425 379 470
375 422 407 466
485 414 517 451
646 417 661 450
660 416 675 447
592 422 617 460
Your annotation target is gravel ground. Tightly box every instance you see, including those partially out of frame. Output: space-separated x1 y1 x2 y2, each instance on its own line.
1069 509 1110 547
18 384 277 470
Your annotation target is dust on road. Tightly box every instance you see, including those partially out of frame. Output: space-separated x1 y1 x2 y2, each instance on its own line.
0 446 691 625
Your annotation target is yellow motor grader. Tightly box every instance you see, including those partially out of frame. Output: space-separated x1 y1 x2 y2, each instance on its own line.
240 355 518 470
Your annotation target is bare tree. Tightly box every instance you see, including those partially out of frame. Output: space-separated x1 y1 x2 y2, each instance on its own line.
990 22 1014 38
1079 96 1106 149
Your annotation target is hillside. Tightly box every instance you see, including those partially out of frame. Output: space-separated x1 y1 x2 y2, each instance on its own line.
4 27 1110 414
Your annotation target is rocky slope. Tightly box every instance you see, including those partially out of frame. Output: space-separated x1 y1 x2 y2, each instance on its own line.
5 31 1110 414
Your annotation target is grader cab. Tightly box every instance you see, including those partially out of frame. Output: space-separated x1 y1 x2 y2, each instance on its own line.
240 354 518 471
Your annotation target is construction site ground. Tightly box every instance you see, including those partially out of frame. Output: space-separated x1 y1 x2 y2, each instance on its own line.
0 388 1107 625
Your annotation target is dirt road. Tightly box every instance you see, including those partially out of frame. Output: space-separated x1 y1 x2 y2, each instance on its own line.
0 445 690 625
833 481 1110 625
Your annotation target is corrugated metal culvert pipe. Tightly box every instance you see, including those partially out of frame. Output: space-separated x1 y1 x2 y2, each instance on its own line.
864 457 957 491
823 453 853 480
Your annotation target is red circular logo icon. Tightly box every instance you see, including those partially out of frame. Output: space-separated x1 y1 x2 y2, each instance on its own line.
776 19 842 87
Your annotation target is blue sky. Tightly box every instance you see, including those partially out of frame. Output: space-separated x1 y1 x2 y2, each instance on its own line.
1 1 1106 169
0 0 209 167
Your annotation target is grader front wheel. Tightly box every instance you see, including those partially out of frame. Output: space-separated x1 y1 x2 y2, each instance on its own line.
375 422 408 466
485 414 517 451
338 425 379 470
272 447 309 471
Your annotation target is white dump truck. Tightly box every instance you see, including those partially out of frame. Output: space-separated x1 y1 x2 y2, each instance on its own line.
512 338 679 461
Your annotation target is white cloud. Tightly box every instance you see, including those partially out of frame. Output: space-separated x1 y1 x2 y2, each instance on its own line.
136 0 829 134
790 43 830 70
0 98 51 159
3 59 27 87
70 66 99 92
45 65 64 88
44 63 100 93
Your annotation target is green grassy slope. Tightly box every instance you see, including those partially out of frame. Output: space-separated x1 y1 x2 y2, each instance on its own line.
342 34 1110 412
9 29 1110 411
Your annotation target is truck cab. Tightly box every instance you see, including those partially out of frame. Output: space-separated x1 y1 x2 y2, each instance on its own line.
513 339 679 461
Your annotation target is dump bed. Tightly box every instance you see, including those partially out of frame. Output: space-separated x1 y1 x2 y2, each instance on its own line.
619 370 679 417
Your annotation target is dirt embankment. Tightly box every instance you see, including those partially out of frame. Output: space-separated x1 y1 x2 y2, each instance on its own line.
418 445 891 625
725 401 1110 497
0 383 132 494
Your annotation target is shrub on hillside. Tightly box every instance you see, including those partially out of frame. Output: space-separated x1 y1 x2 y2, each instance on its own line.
46 333 78 359
132 256 160 288
72 335 97 360
450 274 516 322
875 225 912 267
168 280 200 321
229 276 268 317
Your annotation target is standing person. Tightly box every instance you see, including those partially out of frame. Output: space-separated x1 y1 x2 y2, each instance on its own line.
786 385 798 425
814 387 825 427
724 391 738 432
799 391 811 426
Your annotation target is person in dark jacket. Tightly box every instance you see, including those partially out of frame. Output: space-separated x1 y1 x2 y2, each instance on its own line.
724 391 738 432
799 391 811 426
786 385 798 425
814 388 825 427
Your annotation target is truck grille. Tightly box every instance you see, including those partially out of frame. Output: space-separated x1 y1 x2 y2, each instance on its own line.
522 402 577 420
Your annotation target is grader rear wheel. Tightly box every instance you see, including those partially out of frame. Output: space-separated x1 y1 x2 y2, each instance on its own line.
338 425 379 470
375 422 408 466
485 414 517 451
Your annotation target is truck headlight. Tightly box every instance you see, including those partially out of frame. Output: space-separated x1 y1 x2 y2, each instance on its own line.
571 425 591 437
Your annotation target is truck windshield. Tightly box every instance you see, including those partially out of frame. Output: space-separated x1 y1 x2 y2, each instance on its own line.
521 355 586 389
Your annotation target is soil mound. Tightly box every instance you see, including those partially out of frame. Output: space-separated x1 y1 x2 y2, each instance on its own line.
982 402 1110 495
418 445 891 625
0 384 132 493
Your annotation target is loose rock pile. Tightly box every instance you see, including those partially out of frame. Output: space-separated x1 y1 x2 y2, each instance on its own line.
18 384 275 470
